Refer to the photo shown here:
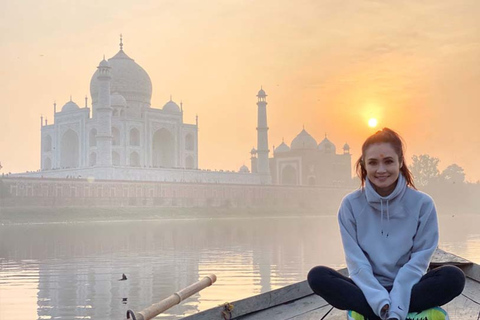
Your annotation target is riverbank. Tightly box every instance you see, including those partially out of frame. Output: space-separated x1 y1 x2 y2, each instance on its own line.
0 206 325 224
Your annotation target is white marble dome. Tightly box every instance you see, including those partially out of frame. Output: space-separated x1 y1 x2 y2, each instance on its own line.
61 100 80 112
99 58 109 68
318 137 336 153
239 165 250 173
274 141 290 154
110 92 127 107
291 129 317 150
163 99 181 113
90 49 152 108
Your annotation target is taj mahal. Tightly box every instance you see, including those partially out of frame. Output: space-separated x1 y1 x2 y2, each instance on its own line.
18 39 352 187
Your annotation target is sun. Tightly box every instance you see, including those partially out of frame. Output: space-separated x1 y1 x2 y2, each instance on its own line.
368 118 378 128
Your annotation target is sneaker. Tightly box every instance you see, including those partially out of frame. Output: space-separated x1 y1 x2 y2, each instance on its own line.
406 306 449 320
347 310 366 320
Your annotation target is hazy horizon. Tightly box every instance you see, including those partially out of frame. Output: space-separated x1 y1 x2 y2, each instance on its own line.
2 0 480 181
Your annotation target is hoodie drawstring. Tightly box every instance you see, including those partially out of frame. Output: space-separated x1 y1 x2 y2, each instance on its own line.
386 200 390 237
381 200 384 235
380 199 390 237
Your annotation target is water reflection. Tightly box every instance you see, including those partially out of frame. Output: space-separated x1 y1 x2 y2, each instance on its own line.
0 214 479 319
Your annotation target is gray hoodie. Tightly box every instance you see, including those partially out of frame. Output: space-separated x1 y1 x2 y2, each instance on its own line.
338 173 438 320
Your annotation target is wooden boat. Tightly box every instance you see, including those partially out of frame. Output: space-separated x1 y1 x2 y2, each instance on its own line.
180 249 480 320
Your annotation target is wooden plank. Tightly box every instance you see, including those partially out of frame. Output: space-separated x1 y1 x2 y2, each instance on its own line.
289 305 335 320
430 248 473 267
182 270 347 320
322 307 347 320
237 295 330 320
443 291 480 319
181 281 313 320
462 277 480 300
462 262 480 283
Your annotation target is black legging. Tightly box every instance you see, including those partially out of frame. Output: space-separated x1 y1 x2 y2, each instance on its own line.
307 265 465 320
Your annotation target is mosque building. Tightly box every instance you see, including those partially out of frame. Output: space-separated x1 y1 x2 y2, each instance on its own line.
41 38 198 173
18 38 352 187
249 89 352 187
266 131 351 186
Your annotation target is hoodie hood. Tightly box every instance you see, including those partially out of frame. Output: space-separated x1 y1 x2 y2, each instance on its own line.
365 174 407 237
365 173 407 207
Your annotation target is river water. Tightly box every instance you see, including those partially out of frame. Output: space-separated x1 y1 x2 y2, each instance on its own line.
0 213 479 320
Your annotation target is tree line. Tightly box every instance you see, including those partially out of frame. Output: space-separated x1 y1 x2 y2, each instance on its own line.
409 154 466 187
408 154 479 214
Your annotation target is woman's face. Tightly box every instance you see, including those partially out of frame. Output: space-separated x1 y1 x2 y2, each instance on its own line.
364 142 402 196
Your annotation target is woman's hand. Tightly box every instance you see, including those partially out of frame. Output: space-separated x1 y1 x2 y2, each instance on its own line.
380 304 389 320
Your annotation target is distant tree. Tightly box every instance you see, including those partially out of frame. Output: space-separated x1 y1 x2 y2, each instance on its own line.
440 164 465 185
409 154 440 187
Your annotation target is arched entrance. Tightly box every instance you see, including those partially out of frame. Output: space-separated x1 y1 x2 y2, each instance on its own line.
152 129 175 168
130 128 140 146
89 129 97 147
112 127 120 146
112 151 120 166
130 152 140 167
185 156 194 169
44 157 52 170
43 135 52 152
281 165 297 185
60 129 79 168
185 134 194 151
89 153 97 166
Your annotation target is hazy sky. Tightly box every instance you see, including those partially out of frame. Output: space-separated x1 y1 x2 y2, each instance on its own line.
1 0 480 181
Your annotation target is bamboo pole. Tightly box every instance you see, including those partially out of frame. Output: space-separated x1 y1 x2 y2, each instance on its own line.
126 274 217 320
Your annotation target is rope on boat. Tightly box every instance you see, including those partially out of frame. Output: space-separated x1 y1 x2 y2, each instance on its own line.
222 302 234 320
126 310 137 320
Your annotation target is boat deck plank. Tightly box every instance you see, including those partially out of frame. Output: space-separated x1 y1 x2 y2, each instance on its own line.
237 277 480 320
180 249 480 320
443 276 480 319
236 295 330 320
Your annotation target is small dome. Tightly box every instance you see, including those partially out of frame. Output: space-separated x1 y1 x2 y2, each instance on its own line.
257 88 266 97
274 141 290 154
291 129 317 150
343 143 350 150
61 100 80 112
110 92 127 107
318 137 337 154
99 58 110 68
163 99 180 112
239 165 250 173
250 148 257 154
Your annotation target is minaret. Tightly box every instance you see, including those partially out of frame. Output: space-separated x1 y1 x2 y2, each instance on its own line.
250 148 257 174
95 57 113 166
256 87 271 183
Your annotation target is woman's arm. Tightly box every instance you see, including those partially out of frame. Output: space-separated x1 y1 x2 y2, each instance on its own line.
388 199 439 320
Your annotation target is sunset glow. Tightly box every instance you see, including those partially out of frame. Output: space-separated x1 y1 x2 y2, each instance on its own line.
368 118 378 128
1 1 480 181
